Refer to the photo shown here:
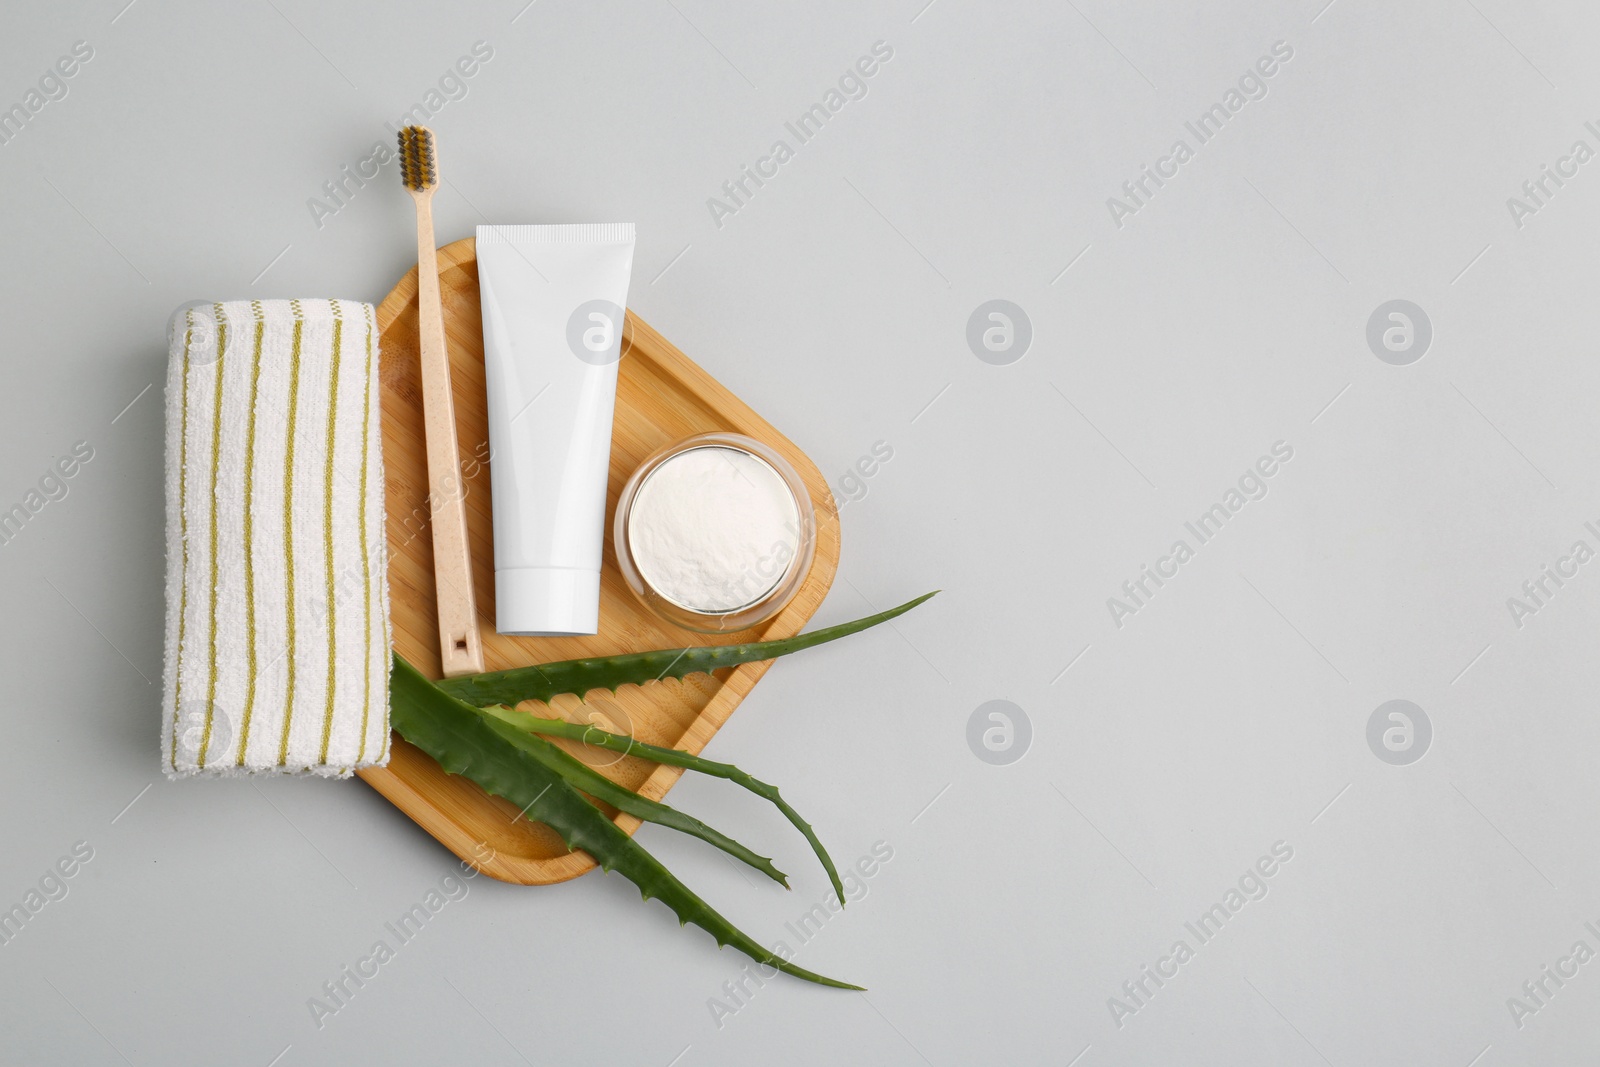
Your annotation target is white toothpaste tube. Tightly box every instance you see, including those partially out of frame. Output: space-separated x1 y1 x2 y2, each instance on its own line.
476 223 635 635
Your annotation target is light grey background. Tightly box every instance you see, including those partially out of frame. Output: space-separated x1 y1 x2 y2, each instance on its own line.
1 0 1596 1063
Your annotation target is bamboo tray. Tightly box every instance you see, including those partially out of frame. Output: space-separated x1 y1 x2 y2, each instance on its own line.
357 238 840 884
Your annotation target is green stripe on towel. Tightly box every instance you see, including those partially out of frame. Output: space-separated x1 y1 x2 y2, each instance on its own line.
169 310 196 771
355 306 374 763
277 302 305 767
235 302 266 766
198 304 228 769
318 302 344 765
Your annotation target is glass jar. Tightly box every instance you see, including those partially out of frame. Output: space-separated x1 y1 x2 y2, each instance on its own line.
613 432 816 633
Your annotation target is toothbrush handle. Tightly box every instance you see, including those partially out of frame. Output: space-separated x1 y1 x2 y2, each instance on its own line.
412 191 486 677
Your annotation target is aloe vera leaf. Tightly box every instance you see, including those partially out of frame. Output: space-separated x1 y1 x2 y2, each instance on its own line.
435 590 938 709
479 709 844 904
471 706 789 888
390 655 861 989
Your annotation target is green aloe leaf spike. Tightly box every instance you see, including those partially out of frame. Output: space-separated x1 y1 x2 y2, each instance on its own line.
478 707 843 903
435 591 938 709
474 704 788 887
390 655 861 989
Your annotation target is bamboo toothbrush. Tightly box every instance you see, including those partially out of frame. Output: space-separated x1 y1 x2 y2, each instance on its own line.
399 125 485 677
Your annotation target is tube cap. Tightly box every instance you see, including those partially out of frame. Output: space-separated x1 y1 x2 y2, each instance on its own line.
495 567 600 636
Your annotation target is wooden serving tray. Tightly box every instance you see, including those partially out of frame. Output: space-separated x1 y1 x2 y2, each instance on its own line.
357 238 840 884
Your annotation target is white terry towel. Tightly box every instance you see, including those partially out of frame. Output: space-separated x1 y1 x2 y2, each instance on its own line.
162 299 391 777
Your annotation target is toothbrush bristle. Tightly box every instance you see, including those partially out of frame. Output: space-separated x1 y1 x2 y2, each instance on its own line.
398 126 438 191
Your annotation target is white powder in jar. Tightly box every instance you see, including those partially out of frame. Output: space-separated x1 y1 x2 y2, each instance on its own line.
626 445 801 613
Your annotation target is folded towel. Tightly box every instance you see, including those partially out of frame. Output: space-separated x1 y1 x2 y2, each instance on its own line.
162 299 391 777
